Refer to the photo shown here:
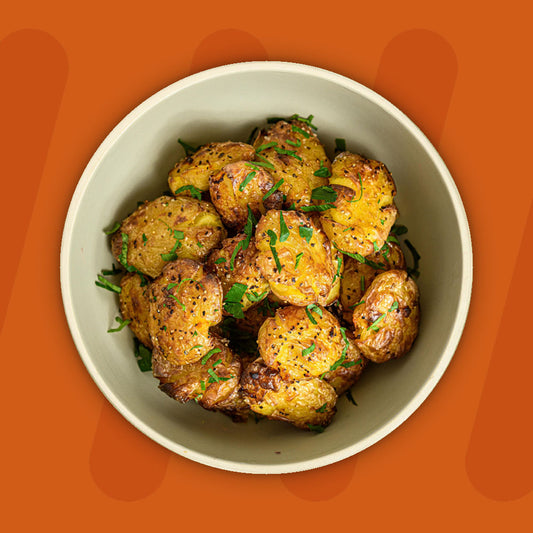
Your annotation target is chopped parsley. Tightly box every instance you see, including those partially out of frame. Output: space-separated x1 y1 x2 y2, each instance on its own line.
246 290 269 303
273 146 302 161
302 342 316 357
239 170 257 192
214 257 227 264
223 282 248 318
300 203 335 212
307 424 325 433
315 403 328 413
263 178 284 202
134 339 152 372
267 229 282 272
160 229 185 261
295 252 304 269
255 141 278 153
299 225 313 243
103 221 121 235
201 347 222 365
313 161 331 178
290 113 317 130
173 184 202 200
178 138 198 156
279 212 290 242
95 274 121 294
311 185 337 203
305 304 323 325
291 124 310 138
335 138 346 152
107 316 131 333
348 173 364 202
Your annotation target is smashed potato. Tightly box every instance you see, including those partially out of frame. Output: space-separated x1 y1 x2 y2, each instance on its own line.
241 359 337 430
353 269 420 363
206 234 269 313
148 259 223 371
257 305 345 381
251 119 329 209
111 195 226 278
255 210 339 306
156 336 248 420
209 161 283 231
169 141 255 194
119 272 153 349
320 152 398 256
340 241 406 322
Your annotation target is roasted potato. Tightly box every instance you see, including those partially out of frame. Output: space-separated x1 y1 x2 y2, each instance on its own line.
257 304 344 381
320 152 398 256
169 141 256 194
340 241 406 322
240 359 337 430
353 269 420 363
209 161 283 231
206 234 269 313
251 119 329 209
321 331 368 396
119 272 153 349
255 210 339 306
148 259 223 371
156 336 248 420
111 195 226 278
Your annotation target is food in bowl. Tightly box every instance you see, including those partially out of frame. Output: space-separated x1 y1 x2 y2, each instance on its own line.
97 113 421 432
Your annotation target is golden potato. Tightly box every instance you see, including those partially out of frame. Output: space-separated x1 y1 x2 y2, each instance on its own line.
353 269 420 363
240 359 337 430
251 119 329 209
320 152 398 256
168 141 256 194
156 336 248 420
321 331 368 396
148 259 223 370
111 195 226 278
257 305 344 381
255 210 338 306
119 272 153 349
340 241 406 322
205 234 269 314
209 161 283 231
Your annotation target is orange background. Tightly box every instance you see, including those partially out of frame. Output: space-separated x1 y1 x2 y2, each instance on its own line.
1 1 532 531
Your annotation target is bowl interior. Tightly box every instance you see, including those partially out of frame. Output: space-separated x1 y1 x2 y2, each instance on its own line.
61 62 471 473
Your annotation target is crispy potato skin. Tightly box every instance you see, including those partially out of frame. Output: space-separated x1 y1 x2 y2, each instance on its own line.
156 336 248 420
111 195 226 278
148 259 223 370
320 152 398 256
353 269 420 363
240 359 337 429
205 234 269 313
169 141 256 193
119 272 153 349
252 120 329 209
322 332 368 396
209 161 283 231
257 305 344 380
255 210 337 306
340 241 406 322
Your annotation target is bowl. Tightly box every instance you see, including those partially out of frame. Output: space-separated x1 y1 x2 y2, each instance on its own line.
60 61 472 474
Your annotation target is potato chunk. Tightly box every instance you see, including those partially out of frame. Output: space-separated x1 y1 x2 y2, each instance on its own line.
148 259 223 370
353 269 420 363
257 305 344 381
168 141 255 194
321 331 368 396
320 152 398 256
340 241 406 322
111 195 226 278
205 234 270 314
255 210 339 306
240 359 337 430
156 336 248 420
119 272 153 349
251 119 329 209
209 161 283 231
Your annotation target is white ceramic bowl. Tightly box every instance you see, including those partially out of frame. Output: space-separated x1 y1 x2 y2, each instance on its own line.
60 61 472 474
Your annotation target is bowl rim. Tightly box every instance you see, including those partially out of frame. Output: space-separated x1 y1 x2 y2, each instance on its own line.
60 60 473 474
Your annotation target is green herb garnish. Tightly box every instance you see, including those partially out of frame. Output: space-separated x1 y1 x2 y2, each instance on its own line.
291 124 310 138
214 257 227 264
286 138 301 148
134 339 152 372
263 178 284 202
279 212 290 242
178 138 198 156
391 224 408 235
273 146 302 161
311 185 337 203
255 141 277 153
104 221 121 235
107 316 131 333
239 170 257 192
345 389 358 406
313 161 331 178
201 347 222 365
302 342 316 357
405 239 421 278
101 264 121 276
299 225 313 243
161 229 185 261
300 203 335 212
307 424 325 433
95 275 121 294
305 304 323 325
348 173 364 203
315 403 328 413
173 184 202 200
295 252 304 269
223 282 248 319
290 114 317 130
246 290 269 303
267 229 282 272
335 138 346 152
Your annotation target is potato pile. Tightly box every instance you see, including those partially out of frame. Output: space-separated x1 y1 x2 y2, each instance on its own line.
104 114 420 432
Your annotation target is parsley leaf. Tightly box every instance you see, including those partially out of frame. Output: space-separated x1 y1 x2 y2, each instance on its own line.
298 225 313 243
302 342 316 357
173 184 203 200
107 316 131 333
263 178 284 202
279 212 290 242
